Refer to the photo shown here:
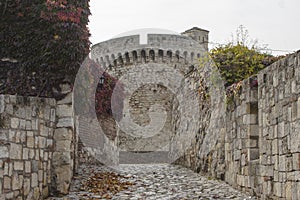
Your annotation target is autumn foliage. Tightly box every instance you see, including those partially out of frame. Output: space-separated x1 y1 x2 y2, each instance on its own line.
0 0 91 99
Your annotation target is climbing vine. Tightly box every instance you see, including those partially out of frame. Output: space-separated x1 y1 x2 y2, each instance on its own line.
74 59 124 120
95 73 124 120
0 0 90 99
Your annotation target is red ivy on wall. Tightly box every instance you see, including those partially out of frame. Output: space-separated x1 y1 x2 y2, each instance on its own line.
41 0 84 24
95 72 124 121
0 0 91 99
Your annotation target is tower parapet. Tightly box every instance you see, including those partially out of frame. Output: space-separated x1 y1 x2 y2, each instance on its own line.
181 27 209 51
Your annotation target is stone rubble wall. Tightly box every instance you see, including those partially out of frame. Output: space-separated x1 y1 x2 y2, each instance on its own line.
0 94 75 199
76 116 119 166
171 60 227 180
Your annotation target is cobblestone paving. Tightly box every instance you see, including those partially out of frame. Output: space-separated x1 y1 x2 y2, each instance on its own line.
48 164 255 200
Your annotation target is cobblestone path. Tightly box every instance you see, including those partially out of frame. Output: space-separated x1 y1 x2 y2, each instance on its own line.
48 164 255 200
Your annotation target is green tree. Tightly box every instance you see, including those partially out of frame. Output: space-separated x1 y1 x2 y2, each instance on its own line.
210 25 283 86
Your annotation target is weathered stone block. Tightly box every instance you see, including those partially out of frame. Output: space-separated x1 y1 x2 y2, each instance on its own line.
291 182 299 200
29 149 35 159
14 161 23 171
19 119 26 130
3 176 11 189
0 95 4 114
52 152 71 166
9 143 22 159
46 139 53 148
31 173 38 188
40 125 49 137
38 137 46 148
243 114 258 125
34 149 39 160
274 182 282 197
285 182 292 199
11 118 19 129
248 125 259 137
234 150 241 161
278 156 286 172
279 172 287 182
248 149 259 160
23 178 30 196
50 108 56 123
0 146 9 158
53 164 72 194
55 140 71 152
273 170 279 182
54 128 73 141
5 104 13 115
292 153 300 170
31 119 39 130
12 173 23 190
25 161 31 173
57 117 73 128
290 122 300 153
38 170 43 182
56 105 73 118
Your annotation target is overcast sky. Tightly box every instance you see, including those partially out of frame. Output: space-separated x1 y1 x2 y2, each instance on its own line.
88 0 300 55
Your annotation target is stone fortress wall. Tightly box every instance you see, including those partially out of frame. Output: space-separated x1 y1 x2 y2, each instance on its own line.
90 28 209 156
175 51 300 199
91 29 300 199
0 26 299 199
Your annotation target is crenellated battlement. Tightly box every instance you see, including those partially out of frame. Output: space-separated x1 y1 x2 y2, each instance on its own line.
91 28 208 71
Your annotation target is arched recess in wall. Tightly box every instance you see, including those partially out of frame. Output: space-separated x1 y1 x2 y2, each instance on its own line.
158 49 164 61
118 53 123 65
105 55 110 65
141 50 146 62
191 52 194 62
125 52 130 64
111 54 117 66
183 51 188 64
175 51 180 62
167 50 172 62
149 50 155 61
132 51 138 62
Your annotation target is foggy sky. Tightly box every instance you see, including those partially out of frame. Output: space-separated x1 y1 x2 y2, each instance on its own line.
88 0 300 55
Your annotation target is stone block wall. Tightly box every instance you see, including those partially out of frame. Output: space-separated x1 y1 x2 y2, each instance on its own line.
225 76 260 193
0 95 56 200
223 52 300 199
176 51 300 199
256 52 300 199
51 93 75 195
0 93 75 199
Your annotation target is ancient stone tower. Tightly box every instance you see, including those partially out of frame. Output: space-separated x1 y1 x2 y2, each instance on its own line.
90 27 209 163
